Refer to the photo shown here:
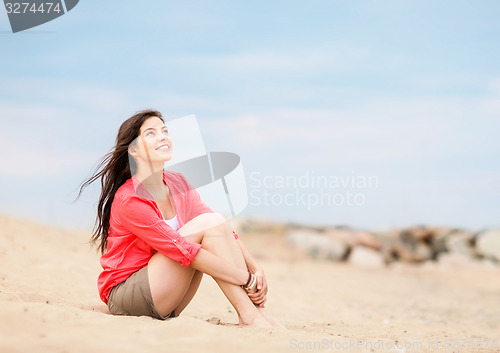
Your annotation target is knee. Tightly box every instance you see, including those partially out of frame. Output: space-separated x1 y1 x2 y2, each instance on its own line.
196 212 227 232
179 213 229 242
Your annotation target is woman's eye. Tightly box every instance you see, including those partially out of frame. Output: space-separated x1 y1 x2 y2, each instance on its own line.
162 129 169 134
146 131 154 136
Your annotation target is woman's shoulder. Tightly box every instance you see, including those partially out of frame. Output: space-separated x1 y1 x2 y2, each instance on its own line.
113 177 137 202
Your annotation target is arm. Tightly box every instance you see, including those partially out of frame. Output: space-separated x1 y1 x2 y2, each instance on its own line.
190 248 249 286
236 238 259 273
182 173 238 240
118 194 249 286
118 195 204 267
236 237 268 307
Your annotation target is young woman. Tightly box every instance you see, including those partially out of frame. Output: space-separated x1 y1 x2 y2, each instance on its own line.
79 109 284 328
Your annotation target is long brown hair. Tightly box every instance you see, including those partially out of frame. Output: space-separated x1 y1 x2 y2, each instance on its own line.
78 109 164 254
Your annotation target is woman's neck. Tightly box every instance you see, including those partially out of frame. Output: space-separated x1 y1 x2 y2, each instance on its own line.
134 164 165 191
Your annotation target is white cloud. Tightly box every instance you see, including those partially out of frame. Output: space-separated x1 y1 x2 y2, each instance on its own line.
478 78 500 117
202 90 500 167
0 133 64 177
0 83 128 177
0 126 103 177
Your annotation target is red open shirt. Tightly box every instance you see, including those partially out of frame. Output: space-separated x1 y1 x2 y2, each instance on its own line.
97 170 238 304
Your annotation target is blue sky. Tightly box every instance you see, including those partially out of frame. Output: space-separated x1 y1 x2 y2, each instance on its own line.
1 1 499 231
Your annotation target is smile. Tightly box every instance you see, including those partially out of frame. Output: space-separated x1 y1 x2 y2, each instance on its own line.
156 144 171 151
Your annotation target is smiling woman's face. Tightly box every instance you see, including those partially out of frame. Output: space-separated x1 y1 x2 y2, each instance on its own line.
130 116 173 164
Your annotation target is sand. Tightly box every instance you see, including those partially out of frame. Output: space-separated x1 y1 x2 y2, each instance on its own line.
0 213 499 353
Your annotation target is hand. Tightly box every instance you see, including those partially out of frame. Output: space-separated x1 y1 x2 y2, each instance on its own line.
247 267 268 308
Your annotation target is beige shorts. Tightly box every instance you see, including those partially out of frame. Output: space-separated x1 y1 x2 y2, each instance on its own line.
107 266 175 320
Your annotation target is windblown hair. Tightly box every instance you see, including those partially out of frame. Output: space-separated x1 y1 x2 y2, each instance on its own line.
78 109 164 254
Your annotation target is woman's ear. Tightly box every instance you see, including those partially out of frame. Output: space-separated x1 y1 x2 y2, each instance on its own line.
128 143 138 157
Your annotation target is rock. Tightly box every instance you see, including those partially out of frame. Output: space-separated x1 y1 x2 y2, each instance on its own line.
476 229 500 261
444 231 475 257
392 229 433 263
347 246 385 268
323 229 354 246
370 230 399 263
430 228 455 257
324 229 381 250
285 229 348 261
402 226 435 242
413 243 433 262
357 231 382 249
239 218 285 234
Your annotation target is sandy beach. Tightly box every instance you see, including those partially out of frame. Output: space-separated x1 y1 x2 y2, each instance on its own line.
0 213 499 353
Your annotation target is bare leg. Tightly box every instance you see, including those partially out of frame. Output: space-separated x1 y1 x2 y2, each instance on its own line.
174 270 203 316
148 252 198 316
256 307 286 329
182 214 271 327
148 213 271 327
204 222 286 329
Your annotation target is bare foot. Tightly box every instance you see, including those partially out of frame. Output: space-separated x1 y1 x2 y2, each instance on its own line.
239 313 273 328
256 307 287 329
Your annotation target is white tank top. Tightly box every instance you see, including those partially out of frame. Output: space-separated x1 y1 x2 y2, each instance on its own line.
164 215 180 231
